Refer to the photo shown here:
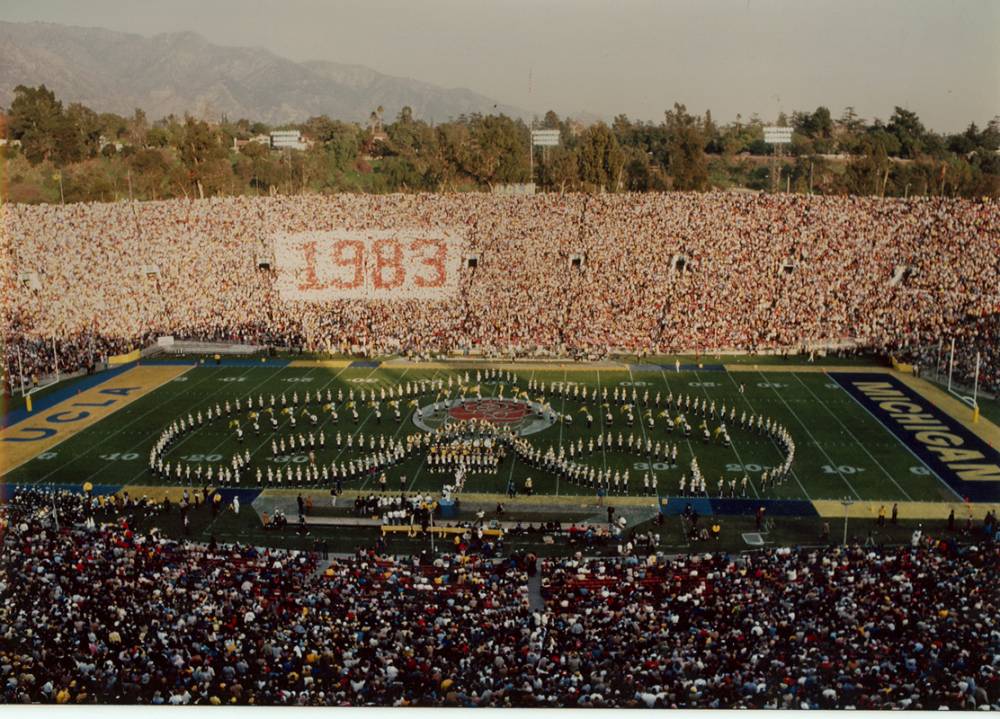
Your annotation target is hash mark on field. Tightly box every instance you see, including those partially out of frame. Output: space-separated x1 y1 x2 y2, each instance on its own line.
346 367 413 491
627 365 651 495
406 368 481 494
596 370 608 472
755 371 860 500
723 370 812 500
657 367 699 496
826 372 963 502
194 362 342 487
693 368 759 498
117 364 293 486
555 368 567 497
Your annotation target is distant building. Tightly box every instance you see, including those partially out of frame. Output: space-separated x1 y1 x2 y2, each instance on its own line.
234 134 271 151
270 130 309 151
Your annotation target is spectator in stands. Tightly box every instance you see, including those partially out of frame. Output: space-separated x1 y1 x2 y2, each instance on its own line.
4 194 997 392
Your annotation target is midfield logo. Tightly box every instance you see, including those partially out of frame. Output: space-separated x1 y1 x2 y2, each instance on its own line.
412 398 555 436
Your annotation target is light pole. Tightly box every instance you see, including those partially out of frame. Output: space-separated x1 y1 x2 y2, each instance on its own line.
840 496 854 545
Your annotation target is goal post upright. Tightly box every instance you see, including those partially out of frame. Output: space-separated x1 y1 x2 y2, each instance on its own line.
972 351 981 423
947 337 956 393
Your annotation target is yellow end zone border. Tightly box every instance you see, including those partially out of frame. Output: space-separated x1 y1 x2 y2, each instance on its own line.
812 499 1000 520
287 359 353 368
0 364 192 476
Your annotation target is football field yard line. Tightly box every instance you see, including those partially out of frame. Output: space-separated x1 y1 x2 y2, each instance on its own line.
337 364 407 477
596 370 608 472
693 369 760 499
755 371 861 500
626 365 651 497
556 368 567 496
826 372 964 502
356 367 440 494
112 363 294 487
348 367 413 492
408 367 518 496
721 370 813 500
168 361 334 488
792 373 914 501
24 364 211 485
280 362 357 488
657 367 701 497
406 369 452 495
492 368 537 499
0 364 194 478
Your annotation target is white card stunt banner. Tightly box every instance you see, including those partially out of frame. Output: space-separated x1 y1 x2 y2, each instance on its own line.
274 230 465 301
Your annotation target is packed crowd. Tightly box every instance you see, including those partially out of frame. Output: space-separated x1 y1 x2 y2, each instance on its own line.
540 544 1000 709
895 312 1000 394
3 193 998 390
2 487 997 708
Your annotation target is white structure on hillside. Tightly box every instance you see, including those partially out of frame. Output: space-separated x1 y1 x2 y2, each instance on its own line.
270 130 308 151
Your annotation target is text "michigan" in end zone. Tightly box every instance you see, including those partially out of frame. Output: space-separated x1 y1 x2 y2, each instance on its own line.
274 230 464 301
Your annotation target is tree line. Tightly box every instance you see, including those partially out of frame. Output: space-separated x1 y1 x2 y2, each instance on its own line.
3 84 998 204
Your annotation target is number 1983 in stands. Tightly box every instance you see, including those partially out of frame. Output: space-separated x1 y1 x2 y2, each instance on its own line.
274 230 463 301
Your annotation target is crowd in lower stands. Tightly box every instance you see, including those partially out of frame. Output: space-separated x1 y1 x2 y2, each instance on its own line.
2 487 997 708
3 193 998 393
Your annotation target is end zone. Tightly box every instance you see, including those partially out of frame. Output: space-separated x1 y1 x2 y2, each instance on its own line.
829 372 1000 502
0 364 191 476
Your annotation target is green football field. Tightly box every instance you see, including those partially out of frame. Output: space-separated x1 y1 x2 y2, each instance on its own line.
3 361 975 501
3 359 996 554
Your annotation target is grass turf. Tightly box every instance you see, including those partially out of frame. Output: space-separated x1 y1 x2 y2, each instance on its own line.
3 361 993 553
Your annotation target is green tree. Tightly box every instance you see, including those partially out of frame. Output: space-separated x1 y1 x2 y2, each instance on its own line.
664 103 708 191
303 116 361 171
7 84 81 165
65 103 103 159
887 107 926 158
702 110 720 154
576 123 624 192
98 112 128 142
127 148 172 200
622 147 653 191
304 115 338 143
176 117 229 198
845 136 890 195
539 146 578 193
453 114 529 188
127 108 149 148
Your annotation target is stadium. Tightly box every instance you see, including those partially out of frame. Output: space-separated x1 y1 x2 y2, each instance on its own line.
2 191 999 708
1 1 1000 711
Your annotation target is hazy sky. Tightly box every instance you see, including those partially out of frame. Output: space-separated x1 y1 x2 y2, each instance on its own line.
2 0 997 131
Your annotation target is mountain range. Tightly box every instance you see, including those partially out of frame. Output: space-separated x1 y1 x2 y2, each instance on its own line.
0 21 530 125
